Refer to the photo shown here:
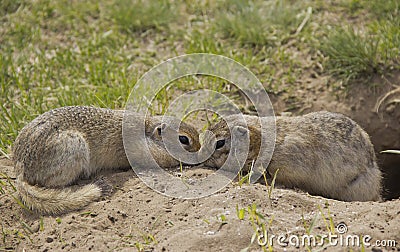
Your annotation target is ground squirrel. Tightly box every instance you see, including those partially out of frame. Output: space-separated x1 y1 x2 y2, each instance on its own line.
13 106 200 214
201 111 382 202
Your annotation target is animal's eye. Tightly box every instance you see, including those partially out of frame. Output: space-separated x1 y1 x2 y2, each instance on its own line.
179 135 190 145
157 127 162 136
216 139 225 150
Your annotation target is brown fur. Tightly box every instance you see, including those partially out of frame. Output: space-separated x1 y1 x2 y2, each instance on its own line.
202 111 382 202
13 106 200 214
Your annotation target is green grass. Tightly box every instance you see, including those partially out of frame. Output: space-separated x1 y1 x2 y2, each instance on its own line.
320 20 400 84
185 30 225 55
213 0 307 47
320 26 382 82
350 0 399 19
0 0 399 155
240 203 274 251
320 0 400 85
110 0 177 34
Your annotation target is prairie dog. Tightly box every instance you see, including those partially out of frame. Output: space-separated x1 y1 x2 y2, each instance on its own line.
13 106 200 214
201 111 382 202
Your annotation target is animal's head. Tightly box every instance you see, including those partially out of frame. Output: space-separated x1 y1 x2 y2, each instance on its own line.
146 116 201 168
200 115 261 170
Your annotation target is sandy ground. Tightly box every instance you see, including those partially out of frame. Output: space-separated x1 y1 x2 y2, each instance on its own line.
1 157 399 252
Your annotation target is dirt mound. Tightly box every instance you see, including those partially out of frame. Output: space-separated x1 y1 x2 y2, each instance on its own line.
1 159 399 251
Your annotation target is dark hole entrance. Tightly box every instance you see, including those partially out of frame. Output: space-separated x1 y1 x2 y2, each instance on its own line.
380 154 400 200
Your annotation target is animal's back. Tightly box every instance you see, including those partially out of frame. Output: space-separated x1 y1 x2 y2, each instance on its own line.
269 111 381 201
13 106 126 186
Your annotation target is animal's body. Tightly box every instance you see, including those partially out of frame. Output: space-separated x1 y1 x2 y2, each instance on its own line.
13 106 200 214
202 111 382 202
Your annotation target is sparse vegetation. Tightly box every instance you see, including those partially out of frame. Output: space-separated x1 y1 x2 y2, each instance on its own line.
110 0 177 34
320 0 399 85
213 0 306 47
320 22 400 84
1 0 397 154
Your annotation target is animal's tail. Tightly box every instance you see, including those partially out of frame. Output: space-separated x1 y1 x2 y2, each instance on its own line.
15 175 112 215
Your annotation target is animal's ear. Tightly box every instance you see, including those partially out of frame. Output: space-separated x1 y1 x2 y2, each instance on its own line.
154 123 167 136
232 125 249 136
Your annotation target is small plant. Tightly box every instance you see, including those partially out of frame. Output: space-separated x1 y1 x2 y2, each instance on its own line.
317 202 335 234
302 213 319 236
0 173 31 212
236 205 246 220
259 168 280 205
185 30 225 54
321 27 381 83
20 221 34 240
321 19 400 85
360 234 366 252
238 168 253 187
111 0 176 34
214 0 306 47
218 214 228 230
123 223 158 250
134 242 145 252
39 217 44 232
366 0 399 19
0 0 24 16
301 213 319 252
237 203 274 251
